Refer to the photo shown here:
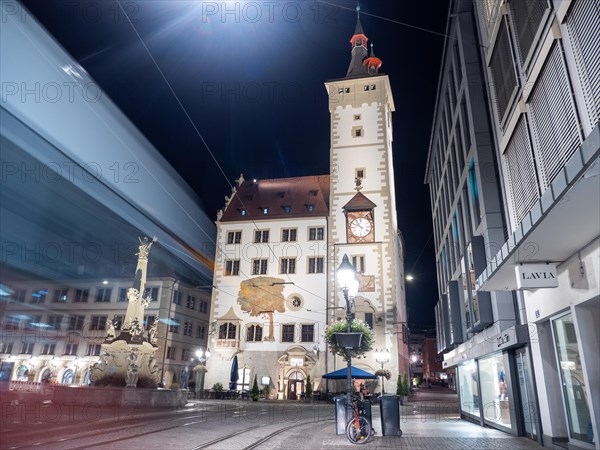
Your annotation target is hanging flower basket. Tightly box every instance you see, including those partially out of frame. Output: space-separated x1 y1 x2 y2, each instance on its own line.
325 319 375 361
375 369 392 380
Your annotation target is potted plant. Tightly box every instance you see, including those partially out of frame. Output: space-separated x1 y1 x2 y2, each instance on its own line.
251 375 260 402
263 384 271 400
324 319 375 360
305 375 313 402
400 373 410 404
213 382 223 399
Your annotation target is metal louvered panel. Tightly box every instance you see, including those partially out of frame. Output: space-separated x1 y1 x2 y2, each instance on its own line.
509 0 549 64
528 43 582 189
490 18 519 124
504 116 540 226
566 0 600 130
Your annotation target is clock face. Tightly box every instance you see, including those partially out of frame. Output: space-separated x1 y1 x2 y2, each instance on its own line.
350 217 372 237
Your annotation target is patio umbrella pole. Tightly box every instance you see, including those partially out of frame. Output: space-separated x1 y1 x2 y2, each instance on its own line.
344 286 352 411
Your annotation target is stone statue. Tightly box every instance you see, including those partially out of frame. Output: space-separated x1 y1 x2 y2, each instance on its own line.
148 319 158 346
126 351 139 387
136 236 157 260
129 317 143 337
106 319 117 341
127 287 140 304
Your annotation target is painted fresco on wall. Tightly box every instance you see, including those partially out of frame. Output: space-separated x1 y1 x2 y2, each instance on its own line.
238 277 286 341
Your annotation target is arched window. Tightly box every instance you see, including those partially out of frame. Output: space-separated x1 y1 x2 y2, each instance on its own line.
247 324 263 342
61 369 74 385
219 322 237 339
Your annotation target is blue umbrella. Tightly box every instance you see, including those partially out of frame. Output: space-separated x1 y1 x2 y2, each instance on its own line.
322 366 378 379
229 355 239 390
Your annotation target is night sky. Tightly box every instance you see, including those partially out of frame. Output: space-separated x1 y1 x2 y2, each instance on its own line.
19 0 450 329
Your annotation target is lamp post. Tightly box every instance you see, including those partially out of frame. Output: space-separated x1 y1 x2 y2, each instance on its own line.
375 348 390 395
194 348 210 398
336 254 358 410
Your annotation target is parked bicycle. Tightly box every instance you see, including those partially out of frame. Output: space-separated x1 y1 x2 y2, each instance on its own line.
345 394 373 444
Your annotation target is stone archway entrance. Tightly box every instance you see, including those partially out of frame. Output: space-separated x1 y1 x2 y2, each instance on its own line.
287 371 304 400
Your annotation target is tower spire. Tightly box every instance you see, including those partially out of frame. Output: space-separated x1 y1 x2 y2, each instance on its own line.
346 2 369 78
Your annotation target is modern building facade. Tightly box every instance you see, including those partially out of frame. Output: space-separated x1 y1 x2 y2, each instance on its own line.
426 0 537 441
0 2 215 389
205 14 408 399
430 0 599 449
472 0 599 448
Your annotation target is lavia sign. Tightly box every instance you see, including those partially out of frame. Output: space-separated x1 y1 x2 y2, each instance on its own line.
515 263 558 289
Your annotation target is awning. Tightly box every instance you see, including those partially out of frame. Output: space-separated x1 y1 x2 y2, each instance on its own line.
322 366 377 379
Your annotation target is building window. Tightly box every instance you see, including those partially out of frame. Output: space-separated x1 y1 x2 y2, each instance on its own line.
354 114 361 120
0 342 14 354
355 168 365 179
113 315 124 329
468 160 481 226
352 255 365 273
68 315 85 331
247 324 263 342
64 343 78 356
197 325 206 339
11 289 26 303
254 230 269 243
364 85 369 91
187 296 196 309
252 259 268 275
148 287 159 302
181 348 191 361
308 257 324 274
95 288 111 303
306 204 315 212
370 84 376 90
262 207 269 215
184 321 193 336
489 18 519 123
39 344 56 355
364 313 374 329
52 289 69 303
199 300 208 314
31 290 47 303
167 346 176 359
283 205 292 213
219 322 237 339
241 208 247 216
281 324 295 343
144 315 156 330
280 258 296 274
301 324 314 342
308 227 324 241
281 228 297 242
173 290 183 305
338 87 344 94
20 342 34 354
90 315 107 331
86 344 101 356
47 315 63 330
227 231 242 244
225 260 240 276
118 288 128 302
74 288 89 303
25 315 42 330
353 127 363 137
345 87 350 93
169 318 180 334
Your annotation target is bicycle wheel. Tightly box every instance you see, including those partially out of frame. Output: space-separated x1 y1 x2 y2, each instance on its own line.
345 416 372 444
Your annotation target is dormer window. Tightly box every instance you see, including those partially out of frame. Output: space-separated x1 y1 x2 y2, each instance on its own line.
309 190 318 197
241 209 247 216
262 207 269 215
283 206 292 213
307 204 315 212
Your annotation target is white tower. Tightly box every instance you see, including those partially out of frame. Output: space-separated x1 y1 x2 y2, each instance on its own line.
325 10 409 386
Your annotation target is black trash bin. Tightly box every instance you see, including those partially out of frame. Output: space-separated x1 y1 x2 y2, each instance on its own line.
335 396 373 435
380 395 402 436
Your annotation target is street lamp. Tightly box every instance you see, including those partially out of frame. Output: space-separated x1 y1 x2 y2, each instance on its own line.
336 254 359 410
375 348 390 394
194 348 210 398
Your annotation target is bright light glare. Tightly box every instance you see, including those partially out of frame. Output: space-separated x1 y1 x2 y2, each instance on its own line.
406 274 414 281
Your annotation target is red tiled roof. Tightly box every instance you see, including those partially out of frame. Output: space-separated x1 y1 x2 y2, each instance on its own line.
221 175 330 222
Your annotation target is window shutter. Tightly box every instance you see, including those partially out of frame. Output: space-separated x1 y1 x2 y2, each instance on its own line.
528 43 582 189
566 0 600 130
504 116 539 227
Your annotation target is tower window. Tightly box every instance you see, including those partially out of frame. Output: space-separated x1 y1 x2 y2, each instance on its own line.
355 168 365 179
353 126 363 138
354 114 361 120
338 87 344 94
345 87 350 93
370 84 376 90
364 85 369 91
